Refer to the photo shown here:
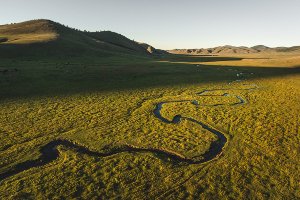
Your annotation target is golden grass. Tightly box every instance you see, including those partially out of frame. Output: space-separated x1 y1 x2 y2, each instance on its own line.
0 54 299 199
200 53 300 68
159 53 300 68
0 33 58 44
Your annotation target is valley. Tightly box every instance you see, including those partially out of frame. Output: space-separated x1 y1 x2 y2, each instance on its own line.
0 19 299 199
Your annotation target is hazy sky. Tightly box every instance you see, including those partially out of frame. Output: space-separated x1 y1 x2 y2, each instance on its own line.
1 0 300 49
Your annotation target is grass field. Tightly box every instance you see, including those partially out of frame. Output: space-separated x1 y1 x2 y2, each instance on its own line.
0 50 300 199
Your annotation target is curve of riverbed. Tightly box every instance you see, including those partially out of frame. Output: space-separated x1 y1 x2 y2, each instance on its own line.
0 83 258 181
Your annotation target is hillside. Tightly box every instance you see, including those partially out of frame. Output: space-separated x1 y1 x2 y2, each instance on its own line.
0 19 58 44
0 19 165 58
87 31 149 54
169 45 300 55
138 42 168 55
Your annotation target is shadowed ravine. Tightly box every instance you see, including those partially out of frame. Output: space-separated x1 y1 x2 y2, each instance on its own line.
0 82 257 182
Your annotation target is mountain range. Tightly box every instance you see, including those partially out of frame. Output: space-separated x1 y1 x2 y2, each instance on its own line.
1 19 299 57
168 45 300 55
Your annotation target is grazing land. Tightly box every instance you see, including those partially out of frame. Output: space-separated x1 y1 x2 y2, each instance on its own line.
0 20 299 199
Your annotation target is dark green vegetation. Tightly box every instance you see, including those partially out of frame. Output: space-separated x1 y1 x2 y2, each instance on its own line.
0 19 165 58
0 20 300 199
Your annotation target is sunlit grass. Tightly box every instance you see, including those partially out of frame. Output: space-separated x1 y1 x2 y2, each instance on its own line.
0 33 58 44
0 54 299 199
198 53 300 68
158 53 300 68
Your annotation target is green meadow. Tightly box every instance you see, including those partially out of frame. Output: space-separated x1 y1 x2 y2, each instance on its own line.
0 53 299 199
0 20 299 199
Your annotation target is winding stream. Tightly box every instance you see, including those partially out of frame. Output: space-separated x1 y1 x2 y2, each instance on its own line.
0 83 257 182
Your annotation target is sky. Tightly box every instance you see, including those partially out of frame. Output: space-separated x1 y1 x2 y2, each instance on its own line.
1 0 300 50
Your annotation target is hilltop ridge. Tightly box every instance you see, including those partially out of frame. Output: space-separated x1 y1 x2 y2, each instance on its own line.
169 45 300 55
0 19 166 57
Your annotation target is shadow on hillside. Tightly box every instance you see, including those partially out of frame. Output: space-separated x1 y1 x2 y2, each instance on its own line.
0 41 112 58
0 54 299 101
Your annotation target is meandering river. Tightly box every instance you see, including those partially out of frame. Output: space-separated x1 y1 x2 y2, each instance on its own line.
0 83 257 181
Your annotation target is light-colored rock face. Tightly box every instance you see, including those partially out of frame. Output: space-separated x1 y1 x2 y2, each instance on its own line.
138 42 168 55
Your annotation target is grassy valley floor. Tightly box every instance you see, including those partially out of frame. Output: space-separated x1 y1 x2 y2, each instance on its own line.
0 54 299 199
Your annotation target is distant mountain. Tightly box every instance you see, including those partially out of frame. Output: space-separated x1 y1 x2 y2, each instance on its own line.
251 45 271 51
169 45 300 55
0 19 166 58
275 46 300 52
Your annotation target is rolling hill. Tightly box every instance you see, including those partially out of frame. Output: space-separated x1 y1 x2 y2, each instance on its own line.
0 19 165 58
169 45 300 55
